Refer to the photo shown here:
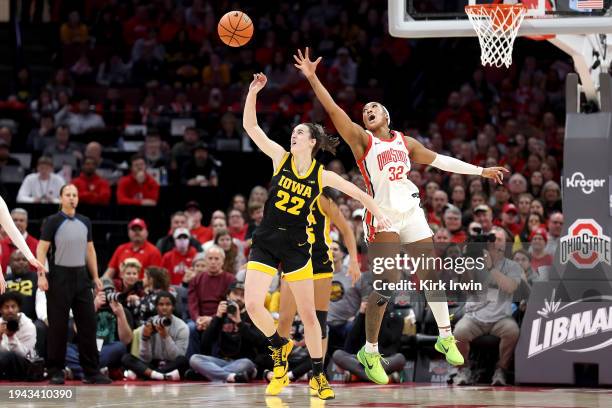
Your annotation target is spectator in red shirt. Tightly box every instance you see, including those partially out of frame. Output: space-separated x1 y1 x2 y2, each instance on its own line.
185 201 212 244
187 246 235 355
498 203 522 237
227 209 248 242
0 208 38 273
188 246 235 319
103 218 162 280
162 228 199 286
428 190 448 227
71 157 111 205
116 154 160 206
443 206 467 243
529 228 553 271
123 5 152 46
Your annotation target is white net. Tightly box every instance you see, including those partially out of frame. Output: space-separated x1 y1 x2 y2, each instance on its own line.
465 4 527 68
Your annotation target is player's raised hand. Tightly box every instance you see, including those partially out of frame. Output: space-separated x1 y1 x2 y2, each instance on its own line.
481 166 509 184
293 47 322 78
249 73 267 93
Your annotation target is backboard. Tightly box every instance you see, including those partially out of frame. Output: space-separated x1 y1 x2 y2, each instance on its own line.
388 0 612 104
390 0 612 38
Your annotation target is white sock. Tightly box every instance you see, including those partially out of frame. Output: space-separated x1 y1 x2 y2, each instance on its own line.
226 373 236 382
365 341 379 353
164 369 180 381
124 370 137 380
428 302 452 337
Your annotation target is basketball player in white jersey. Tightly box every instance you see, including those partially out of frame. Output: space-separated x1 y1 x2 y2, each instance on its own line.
294 48 507 384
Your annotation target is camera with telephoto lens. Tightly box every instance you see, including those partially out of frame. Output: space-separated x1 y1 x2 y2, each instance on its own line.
465 227 496 259
104 287 127 304
148 316 172 330
226 300 239 316
5 318 19 333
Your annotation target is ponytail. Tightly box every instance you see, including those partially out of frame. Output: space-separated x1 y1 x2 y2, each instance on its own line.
304 123 340 158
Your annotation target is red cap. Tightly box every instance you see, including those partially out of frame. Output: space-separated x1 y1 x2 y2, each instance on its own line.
529 227 548 243
128 218 147 230
502 203 518 214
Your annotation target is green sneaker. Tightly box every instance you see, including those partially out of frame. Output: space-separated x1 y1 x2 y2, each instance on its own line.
435 335 464 366
356 346 389 385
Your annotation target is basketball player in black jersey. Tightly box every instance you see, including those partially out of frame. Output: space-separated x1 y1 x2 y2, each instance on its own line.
243 73 390 400
273 189 361 396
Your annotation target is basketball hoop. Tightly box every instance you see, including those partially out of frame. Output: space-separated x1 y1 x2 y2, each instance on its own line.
465 3 527 68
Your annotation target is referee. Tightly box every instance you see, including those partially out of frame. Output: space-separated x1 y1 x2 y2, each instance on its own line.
36 184 111 384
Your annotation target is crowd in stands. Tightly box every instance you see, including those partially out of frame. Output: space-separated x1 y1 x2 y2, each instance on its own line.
0 0 567 386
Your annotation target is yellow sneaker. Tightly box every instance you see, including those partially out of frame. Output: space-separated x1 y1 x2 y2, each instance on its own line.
309 377 317 396
266 340 294 396
309 374 335 400
271 340 294 378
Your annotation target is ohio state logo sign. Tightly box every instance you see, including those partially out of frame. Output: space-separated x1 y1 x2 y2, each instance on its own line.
560 219 611 269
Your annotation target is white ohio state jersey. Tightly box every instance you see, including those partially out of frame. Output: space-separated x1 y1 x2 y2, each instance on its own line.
356 130 421 216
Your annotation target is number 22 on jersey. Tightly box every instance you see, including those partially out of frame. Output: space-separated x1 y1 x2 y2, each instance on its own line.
275 190 305 215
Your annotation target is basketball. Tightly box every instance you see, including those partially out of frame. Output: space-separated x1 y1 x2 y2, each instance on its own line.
218 11 254 47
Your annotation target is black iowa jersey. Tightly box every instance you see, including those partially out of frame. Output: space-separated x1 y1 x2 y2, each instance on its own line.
308 197 332 257
308 196 334 275
261 153 324 229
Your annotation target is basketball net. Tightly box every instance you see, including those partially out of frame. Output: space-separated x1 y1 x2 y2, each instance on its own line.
465 4 527 68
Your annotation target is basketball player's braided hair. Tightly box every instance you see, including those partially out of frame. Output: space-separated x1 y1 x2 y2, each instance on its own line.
304 123 340 158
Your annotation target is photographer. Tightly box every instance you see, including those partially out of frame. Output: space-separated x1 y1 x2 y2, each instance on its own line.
0 292 37 380
5 251 48 359
454 226 521 386
121 291 189 380
188 282 261 382
65 279 133 380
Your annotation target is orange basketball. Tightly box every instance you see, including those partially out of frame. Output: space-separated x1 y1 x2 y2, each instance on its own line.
218 11 253 47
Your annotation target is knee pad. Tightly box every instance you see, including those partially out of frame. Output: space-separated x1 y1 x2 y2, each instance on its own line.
316 310 328 339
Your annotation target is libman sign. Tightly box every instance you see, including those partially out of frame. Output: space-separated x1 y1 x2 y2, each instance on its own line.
528 289 612 358
516 282 612 385
559 219 611 269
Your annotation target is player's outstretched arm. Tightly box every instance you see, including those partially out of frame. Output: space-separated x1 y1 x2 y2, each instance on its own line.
0 196 46 274
243 73 286 168
322 170 391 230
405 136 508 184
320 196 361 285
294 47 368 156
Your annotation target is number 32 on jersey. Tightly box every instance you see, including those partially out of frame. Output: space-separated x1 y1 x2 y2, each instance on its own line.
388 165 405 181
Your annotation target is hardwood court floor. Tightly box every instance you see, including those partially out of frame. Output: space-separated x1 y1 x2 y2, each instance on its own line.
2 382 612 408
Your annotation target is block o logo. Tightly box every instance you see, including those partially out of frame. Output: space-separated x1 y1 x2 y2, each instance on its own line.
560 219 611 269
